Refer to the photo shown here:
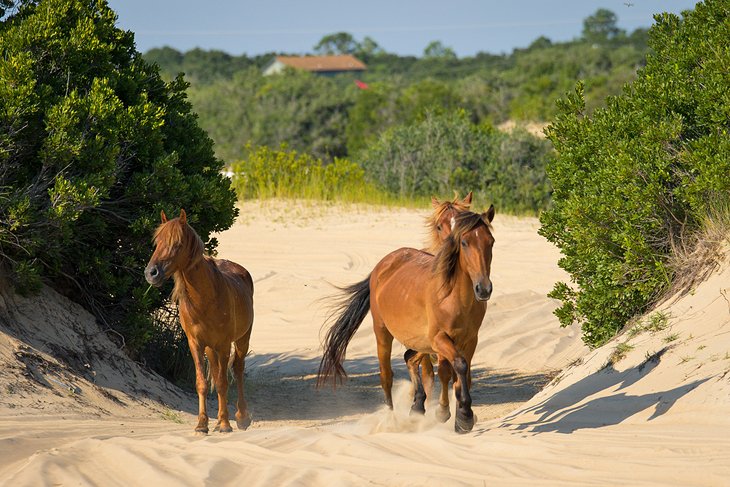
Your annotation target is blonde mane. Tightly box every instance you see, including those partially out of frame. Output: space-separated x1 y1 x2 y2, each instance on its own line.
153 219 205 303
425 193 472 252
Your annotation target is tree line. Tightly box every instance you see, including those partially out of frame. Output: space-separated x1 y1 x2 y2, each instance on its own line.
143 9 647 214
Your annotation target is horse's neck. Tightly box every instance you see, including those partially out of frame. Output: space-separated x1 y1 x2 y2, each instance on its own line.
174 256 215 311
453 260 478 307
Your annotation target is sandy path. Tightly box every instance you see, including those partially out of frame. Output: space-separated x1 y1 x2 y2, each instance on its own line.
3 200 729 485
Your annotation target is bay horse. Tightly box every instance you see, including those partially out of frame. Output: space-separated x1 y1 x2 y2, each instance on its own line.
420 192 473 404
144 209 254 434
317 207 495 433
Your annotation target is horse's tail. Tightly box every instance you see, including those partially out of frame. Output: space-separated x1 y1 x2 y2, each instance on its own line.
316 275 371 388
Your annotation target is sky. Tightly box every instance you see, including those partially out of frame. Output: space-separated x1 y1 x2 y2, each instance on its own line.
108 0 700 57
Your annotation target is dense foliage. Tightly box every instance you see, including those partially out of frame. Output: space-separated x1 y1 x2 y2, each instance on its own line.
188 68 355 163
357 111 552 213
0 0 237 379
540 0 730 347
144 11 649 165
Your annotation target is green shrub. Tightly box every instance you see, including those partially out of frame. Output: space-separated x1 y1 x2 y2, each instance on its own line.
356 110 552 213
539 0 730 347
0 0 237 381
230 145 383 202
189 68 355 163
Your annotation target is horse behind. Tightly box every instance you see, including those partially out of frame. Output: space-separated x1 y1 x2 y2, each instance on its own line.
317 207 495 433
145 209 254 434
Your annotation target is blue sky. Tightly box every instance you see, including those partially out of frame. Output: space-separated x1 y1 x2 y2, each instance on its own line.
108 0 699 57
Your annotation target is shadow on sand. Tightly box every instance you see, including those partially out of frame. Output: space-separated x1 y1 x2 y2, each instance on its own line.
236 352 555 423
496 347 709 434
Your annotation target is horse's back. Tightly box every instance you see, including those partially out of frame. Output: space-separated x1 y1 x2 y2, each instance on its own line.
214 258 254 296
373 247 433 282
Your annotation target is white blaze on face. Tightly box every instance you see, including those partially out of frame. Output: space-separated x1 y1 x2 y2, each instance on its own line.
450 217 456 230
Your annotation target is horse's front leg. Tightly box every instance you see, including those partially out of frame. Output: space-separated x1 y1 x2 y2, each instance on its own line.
433 331 474 433
189 339 209 434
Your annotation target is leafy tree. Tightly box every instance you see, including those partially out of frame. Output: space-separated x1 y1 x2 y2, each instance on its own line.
314 32 359 55
0 0 237 379
528 36 553 50
582 8 624 44
355 36 383 60
423 40 457 60
144 11 654 163
540 0 730 347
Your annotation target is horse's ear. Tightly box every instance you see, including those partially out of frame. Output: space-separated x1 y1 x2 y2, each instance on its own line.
160 210 168 223
431 196 441 209
462 191 473 206
483 204 495 223
179 209 187 224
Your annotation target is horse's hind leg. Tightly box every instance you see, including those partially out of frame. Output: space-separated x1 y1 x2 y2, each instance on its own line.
435 357 453 423
233 329 252 430
211 345 233 433
421 355 435 404
373 315 394 408
404 350 426 415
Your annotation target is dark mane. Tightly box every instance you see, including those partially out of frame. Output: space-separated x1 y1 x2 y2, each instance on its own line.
153 218 205 303
432 211 492 292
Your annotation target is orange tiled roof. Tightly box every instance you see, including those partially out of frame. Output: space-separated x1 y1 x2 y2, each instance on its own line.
275 55 366 72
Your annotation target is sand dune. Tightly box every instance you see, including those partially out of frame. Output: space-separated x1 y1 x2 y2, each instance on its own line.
1 200 729 486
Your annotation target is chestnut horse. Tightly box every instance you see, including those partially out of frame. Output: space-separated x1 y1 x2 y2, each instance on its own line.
317 207 495 433
145 209 254 434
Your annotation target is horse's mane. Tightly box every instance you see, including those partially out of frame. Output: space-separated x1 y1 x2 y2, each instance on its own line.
425 195 472 252
153 219 205 303
432 211 492 292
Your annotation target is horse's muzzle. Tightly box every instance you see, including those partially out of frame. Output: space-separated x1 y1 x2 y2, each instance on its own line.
145 264 165 287
474 281 492 301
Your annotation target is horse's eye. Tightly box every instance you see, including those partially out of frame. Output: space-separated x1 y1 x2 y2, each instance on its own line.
461 239 467 248
436 224 442 232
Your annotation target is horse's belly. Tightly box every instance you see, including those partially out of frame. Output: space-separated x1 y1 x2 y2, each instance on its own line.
374 292 432 352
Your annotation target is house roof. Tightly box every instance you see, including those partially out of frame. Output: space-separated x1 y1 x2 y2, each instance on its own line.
274 55 367 72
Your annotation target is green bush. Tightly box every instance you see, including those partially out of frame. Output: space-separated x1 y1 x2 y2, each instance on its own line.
539 0 730 347
0 0 237 380
230 145 383 202
356 110 552 213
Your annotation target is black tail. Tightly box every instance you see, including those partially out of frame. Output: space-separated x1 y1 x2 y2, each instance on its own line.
316 275 371 388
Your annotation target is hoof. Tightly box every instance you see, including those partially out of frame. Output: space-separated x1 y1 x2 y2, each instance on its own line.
194 427 209 436
436 405 451 423
409 404 426 416
454 411 475 434
214 422 233 433
236 413 252 431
